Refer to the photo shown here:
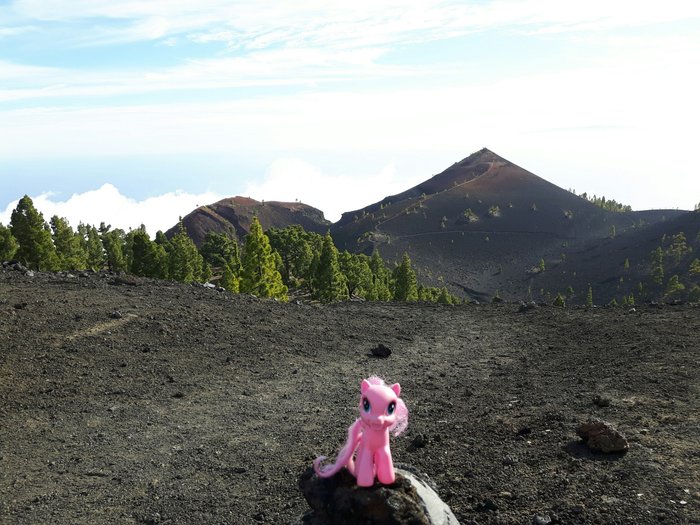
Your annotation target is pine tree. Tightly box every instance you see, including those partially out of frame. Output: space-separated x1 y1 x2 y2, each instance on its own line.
0 223 19 261
10 195 58 271
367 250 393 301
651 247 664 285
168 219 205 284
240 217 287 300
201 262 212 283
155 230 171 249
101 226 127 273
690 258 700 275
129 226 168 279
437 286 453 305
220 261 240 292
338 251 372 298
553 293 566 307
268 225 318 288
665 275 685 297
200 230 240 269
538 258 546 272
586 284 593 307
313 233 348 303
85 225 105 271
668 232 690 265
688 284 700 303
50 215 88 270
393 252 418 302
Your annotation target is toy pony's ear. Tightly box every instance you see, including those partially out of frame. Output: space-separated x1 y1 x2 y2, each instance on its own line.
361 379 371 393
390 383 401 397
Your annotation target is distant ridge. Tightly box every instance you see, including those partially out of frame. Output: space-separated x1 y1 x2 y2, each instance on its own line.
166 196 329 245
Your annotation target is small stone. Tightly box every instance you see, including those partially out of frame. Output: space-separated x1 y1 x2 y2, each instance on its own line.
370 343 392 358
410 433 429 449
577 419 629 453
593 395 611 407
109 311 123 319
518 301 537 312
533 515 552 525
12 262 28 272
476 498 498 512
517 426 532 436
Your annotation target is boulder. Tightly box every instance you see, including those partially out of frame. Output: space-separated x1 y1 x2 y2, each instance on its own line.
298 465 459 525
577 419 629 453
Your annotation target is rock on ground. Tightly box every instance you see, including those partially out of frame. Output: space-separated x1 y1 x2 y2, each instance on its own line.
577 419 629 453
298 466 459 525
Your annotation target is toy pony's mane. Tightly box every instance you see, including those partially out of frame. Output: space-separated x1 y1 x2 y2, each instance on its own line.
366 375 409 437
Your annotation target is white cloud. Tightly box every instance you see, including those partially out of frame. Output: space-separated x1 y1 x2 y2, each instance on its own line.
0 25 36 37
0 184 224 235
0 162 424 232
7 0 700 48
244 159 424 222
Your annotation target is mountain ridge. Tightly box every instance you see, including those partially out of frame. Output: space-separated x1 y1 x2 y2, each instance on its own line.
166 195 330 245
170 149 694 302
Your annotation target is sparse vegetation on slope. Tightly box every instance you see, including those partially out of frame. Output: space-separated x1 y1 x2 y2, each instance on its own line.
569 189 633 213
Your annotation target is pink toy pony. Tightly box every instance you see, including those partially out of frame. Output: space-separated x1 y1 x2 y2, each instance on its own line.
314 376 408 487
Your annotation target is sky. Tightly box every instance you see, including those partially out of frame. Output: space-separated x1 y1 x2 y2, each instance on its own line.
1 1 699 234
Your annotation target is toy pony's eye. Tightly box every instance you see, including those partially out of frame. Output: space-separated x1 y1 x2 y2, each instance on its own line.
387 401 396 415
362 398 371 412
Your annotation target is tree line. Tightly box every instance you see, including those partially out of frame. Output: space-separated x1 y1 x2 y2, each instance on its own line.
567 189 633 213
0 195 461 305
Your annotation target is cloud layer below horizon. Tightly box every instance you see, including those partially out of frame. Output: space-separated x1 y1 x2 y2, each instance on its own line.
0 159 424 234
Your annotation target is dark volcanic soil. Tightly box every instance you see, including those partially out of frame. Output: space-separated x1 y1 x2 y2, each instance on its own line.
1 269 698 525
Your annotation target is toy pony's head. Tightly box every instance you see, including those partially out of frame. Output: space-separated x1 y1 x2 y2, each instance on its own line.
359 376 409 436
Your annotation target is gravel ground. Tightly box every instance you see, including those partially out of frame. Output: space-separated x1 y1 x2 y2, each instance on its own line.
1 269 698 524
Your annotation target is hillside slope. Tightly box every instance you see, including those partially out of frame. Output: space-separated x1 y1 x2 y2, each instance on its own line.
331 149 684 301
533 210 700 304
167 196 330 245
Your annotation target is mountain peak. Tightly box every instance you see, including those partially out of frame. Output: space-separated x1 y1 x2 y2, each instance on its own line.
456 147 508 165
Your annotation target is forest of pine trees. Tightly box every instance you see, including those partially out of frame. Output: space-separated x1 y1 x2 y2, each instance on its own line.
568 189 633 213
0 195 462 305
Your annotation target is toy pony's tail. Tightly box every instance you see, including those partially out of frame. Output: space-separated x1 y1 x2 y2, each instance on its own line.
313 418 362 478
